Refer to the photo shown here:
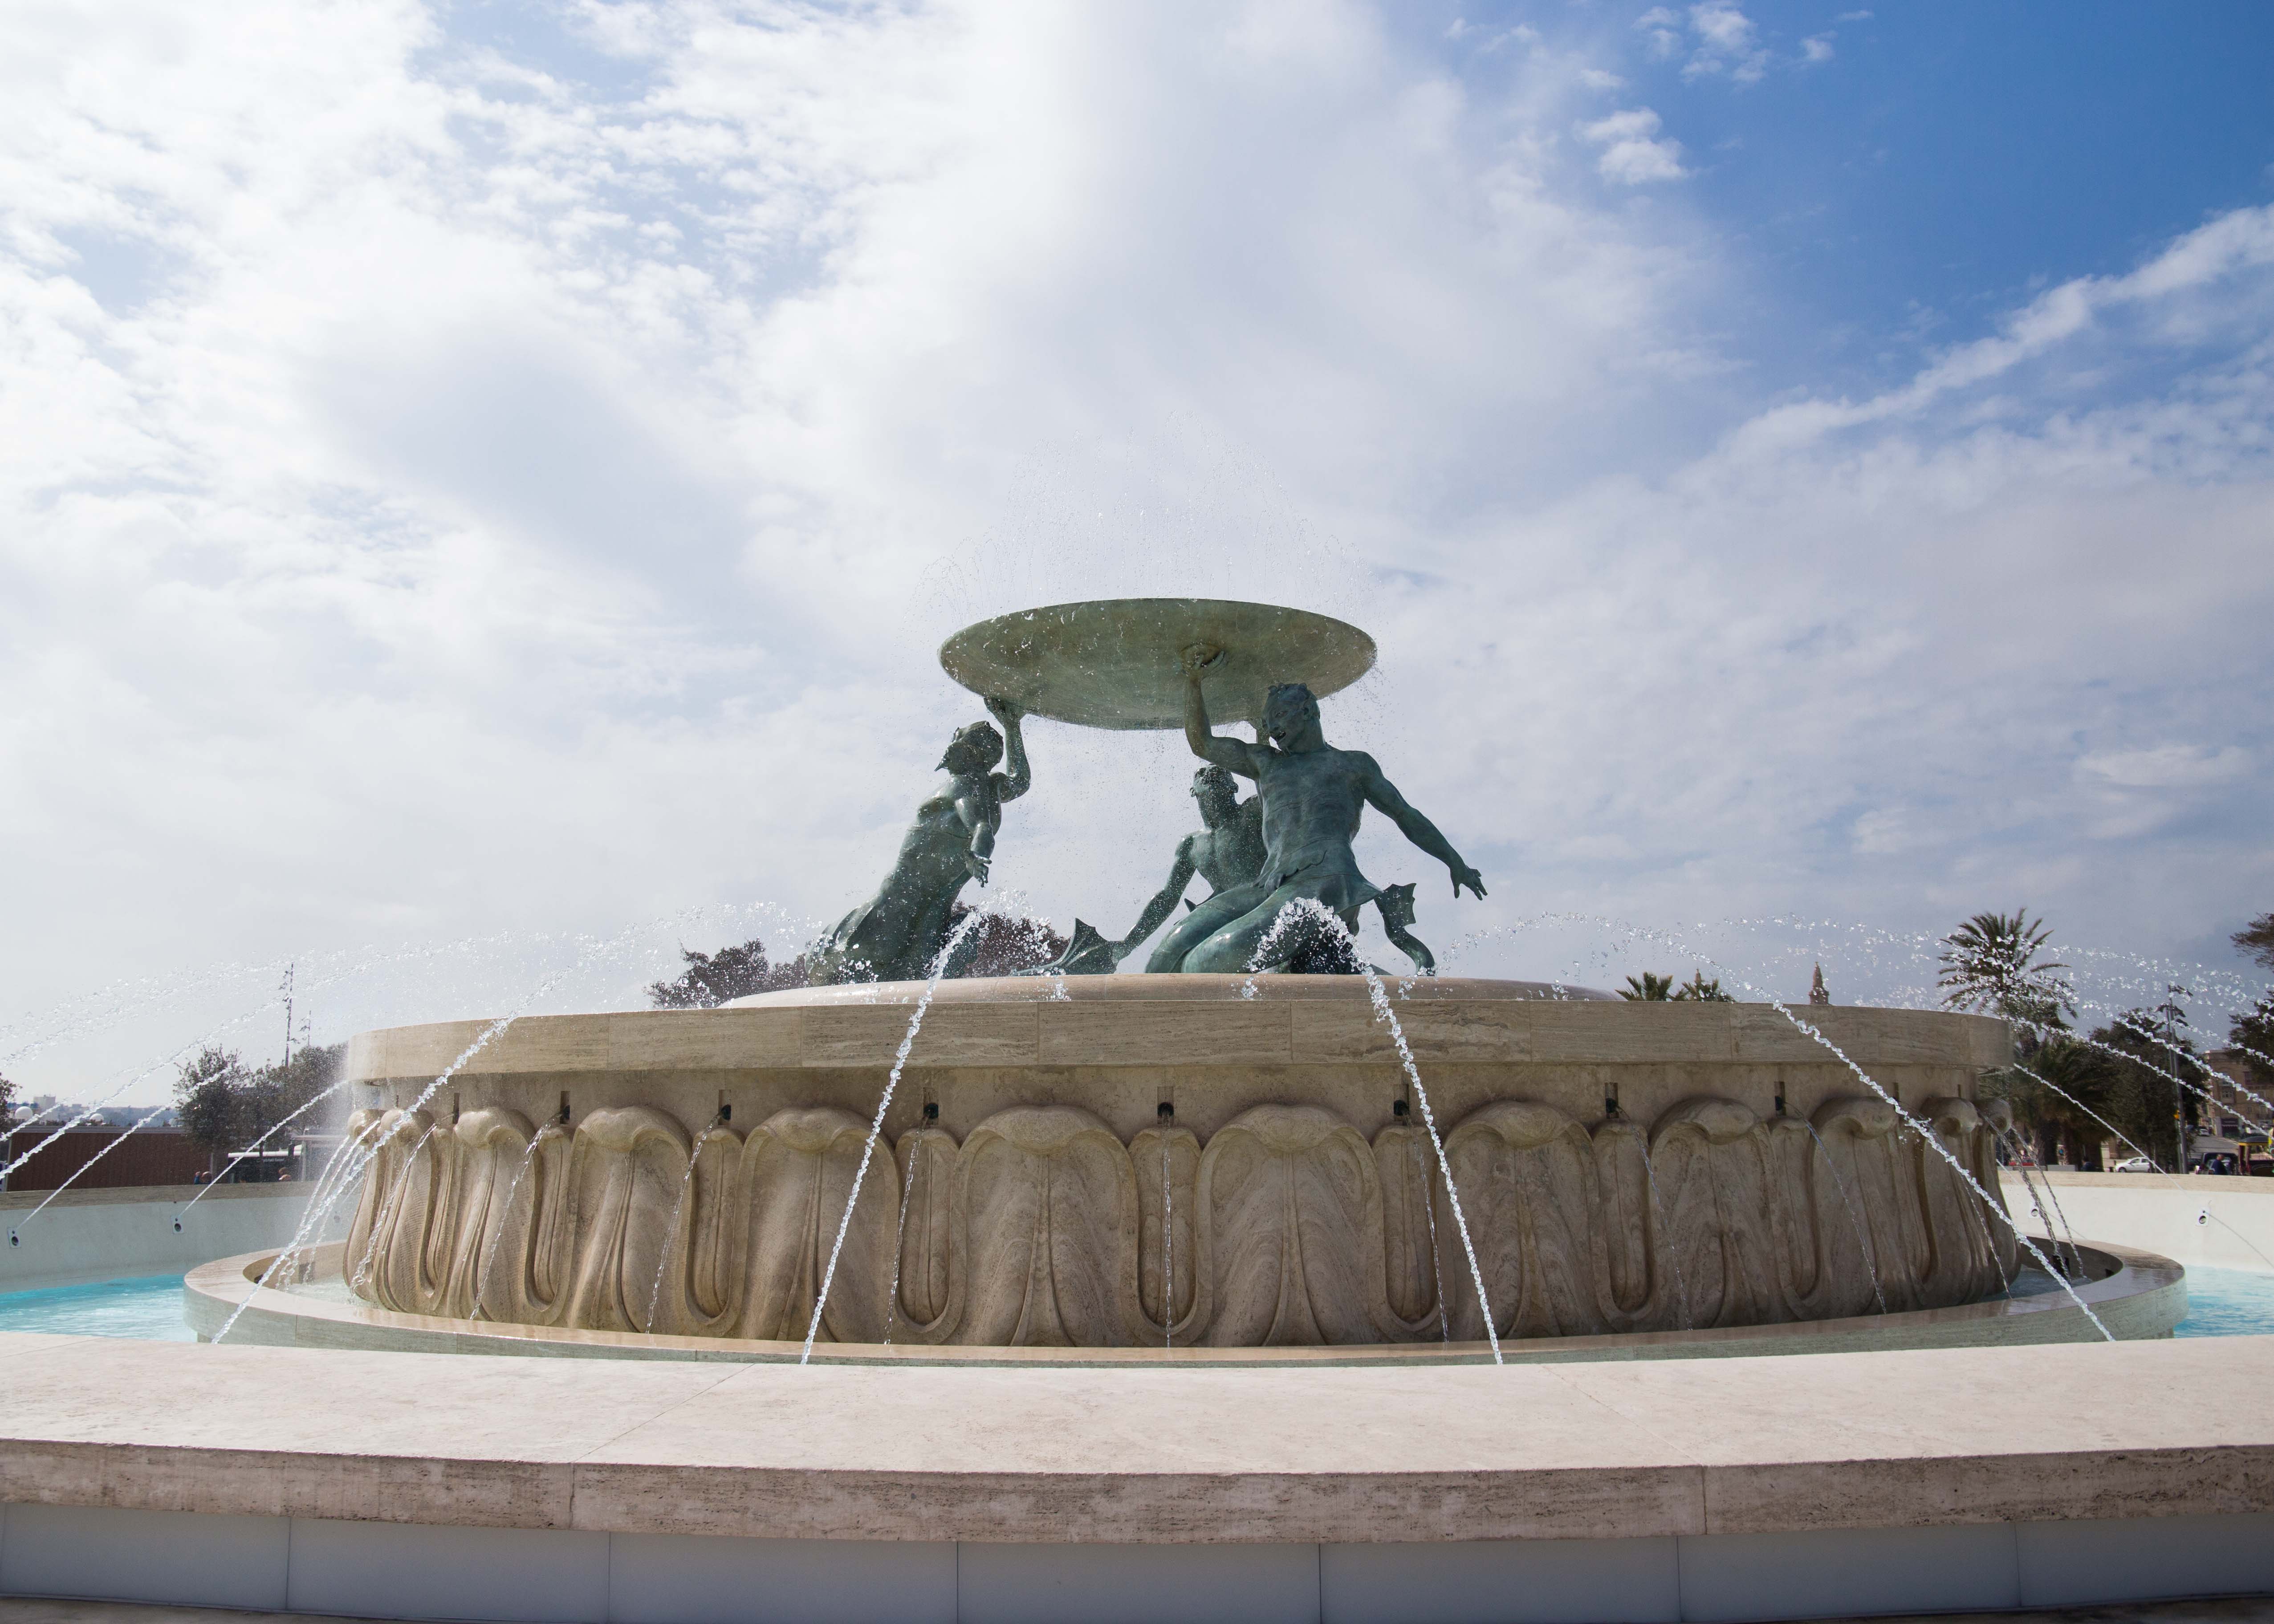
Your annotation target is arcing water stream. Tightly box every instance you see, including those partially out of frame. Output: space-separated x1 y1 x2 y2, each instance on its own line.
800 905 989 1365
1247 899 1505 1363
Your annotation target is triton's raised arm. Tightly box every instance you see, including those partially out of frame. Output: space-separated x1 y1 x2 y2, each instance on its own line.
1359 755 1487 899
985 696 1032 802
1115 837 1201 961
1180 645 1261 779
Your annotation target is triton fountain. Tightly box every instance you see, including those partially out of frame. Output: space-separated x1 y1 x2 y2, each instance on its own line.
193 600 2173 1359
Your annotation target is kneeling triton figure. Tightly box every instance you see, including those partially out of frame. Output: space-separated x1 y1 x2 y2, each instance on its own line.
1146 645 1486 974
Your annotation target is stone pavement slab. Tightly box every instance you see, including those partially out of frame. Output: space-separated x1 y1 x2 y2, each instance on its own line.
1 1332 2270 1544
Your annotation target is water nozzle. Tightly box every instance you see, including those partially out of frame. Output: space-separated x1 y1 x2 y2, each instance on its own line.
1774 1082 1788 1117
1158 1100 1174 1121
1603 1095 1621 1120
1392 1098 1409 1119
716 1090 732 1124
557 1091 571 1125
923 1101 939 1123
452 1092 461 1125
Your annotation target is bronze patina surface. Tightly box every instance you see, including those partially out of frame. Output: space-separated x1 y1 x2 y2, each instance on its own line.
938 598 1375 730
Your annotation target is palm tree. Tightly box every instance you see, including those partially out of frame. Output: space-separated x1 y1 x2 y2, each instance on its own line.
1621 970 1734 1002
1938 911 2075 1030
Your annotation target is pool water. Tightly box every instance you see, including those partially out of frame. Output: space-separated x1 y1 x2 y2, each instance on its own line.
0 1273 192 1341
0 1266 2270 1345
2174 1266 2274 1337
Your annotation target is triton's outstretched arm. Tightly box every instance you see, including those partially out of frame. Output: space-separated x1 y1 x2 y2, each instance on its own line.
1360 757 1487 899
1181 646 1260 779
1115 840 1200 959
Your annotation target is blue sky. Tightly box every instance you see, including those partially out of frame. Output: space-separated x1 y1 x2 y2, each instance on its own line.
1 1 2270 1101
1440 3 2274 391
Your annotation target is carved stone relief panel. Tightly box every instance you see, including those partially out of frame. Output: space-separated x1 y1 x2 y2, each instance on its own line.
346 1082 2020 1352
956 1105 1139 1347
1196 1104 1391 1347
1440 1100 1612 1341
729 1106 894 1344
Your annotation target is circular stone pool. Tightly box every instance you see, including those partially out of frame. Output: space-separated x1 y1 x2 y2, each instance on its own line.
277 975 2150 1357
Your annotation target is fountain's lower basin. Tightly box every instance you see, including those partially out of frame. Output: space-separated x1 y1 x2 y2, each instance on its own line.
193 1235 2184 1361
337 976 2030 1351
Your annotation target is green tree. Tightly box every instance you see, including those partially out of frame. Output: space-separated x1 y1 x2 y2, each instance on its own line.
174 1045 251 1152
1986 1032 2122 1170
949 906 1070 977
648 939 809 1008
2090 1000 2206 1169
173 1043 344 1173
1619 970 1733 1002
2229 915 2274 1092
245 1043 345 1158
2230 992 2274 1089
1938 911 2075 1029
2233 911 2274 973
0 1070 16 1134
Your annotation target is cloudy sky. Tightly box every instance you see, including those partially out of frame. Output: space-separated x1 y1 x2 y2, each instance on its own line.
5 0 2272 1103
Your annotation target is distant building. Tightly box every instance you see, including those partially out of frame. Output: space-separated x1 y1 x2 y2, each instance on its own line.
2203 1051 2271 1165
1809 964 1831 1006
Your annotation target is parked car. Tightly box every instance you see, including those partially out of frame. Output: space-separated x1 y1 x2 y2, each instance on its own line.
2112 1155 2157 1173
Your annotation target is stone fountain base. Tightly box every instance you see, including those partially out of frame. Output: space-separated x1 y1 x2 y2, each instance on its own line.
334 977 2034 1353
191 1235 2184 1362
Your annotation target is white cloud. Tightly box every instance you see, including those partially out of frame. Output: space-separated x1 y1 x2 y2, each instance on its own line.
1578 108 1690 184
2077 747 2251 790
1580 68 1628 90
1729 202 2274 454
1635 8 1684 61
1801 34 1835 64
2 0 2270 1097
1682 3 1770 83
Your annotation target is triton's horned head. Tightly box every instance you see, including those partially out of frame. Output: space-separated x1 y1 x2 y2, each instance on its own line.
940 720 1004 774
1262 682 1319 747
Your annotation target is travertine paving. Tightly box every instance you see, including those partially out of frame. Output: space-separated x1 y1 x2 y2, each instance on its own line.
5 1584 2273 1624
2 1328 2271 1544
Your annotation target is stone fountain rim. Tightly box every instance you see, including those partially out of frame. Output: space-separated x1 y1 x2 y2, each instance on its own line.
340 978 2014 1082
720 973 1622 1007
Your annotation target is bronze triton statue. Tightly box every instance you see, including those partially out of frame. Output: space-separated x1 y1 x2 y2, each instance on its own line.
1143 645 1485 974
808 697 1029 983
1112 765 1268 970
887 597 1474 981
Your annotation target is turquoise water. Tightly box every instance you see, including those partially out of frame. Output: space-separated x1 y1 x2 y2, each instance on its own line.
0 1266 2270 1345
2174 1266 2274 1338
0 1273 191 1341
